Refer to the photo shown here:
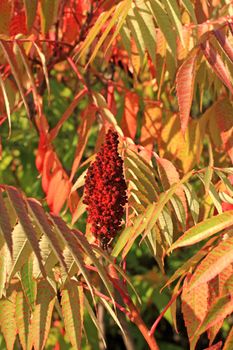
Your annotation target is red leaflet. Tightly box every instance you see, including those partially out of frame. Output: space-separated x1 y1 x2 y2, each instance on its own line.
203 341 222 350
201 40 233 94
36 133 75 214
10 11 27 36
222 175 233 211
215 99 233 164
83 129 127 247
176 48 199 134
214 29 233 64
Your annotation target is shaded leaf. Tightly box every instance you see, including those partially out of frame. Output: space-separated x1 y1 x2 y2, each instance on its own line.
6 187 46 278
27 198 68 273
214 29 233 64
70 106 96 181
0 73 11 135
50 88 88 141
201 40 233 94
0 41 30 118
51 215 94 299
23 0 38 31
223 325 233 350
87 0 132 65
40 0 59 34
0 190 13 256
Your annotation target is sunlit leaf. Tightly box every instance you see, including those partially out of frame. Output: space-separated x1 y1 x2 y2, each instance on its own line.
183 183 199 224
30 279 56 350
15 289 31 350
121 91 139 139
188 235 233 290
61 281 84 350
20 257 36 311
176 48 199 134
169 211 233 251
149 0 176 55
0 284 18 350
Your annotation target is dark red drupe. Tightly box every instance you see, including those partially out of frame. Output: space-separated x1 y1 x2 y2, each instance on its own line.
83 129 127 247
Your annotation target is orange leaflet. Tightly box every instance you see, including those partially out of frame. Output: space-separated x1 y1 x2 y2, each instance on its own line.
121 91 139 139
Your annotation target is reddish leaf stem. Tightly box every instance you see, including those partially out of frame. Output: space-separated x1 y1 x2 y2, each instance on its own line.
149 288 182 337
108 264 160 350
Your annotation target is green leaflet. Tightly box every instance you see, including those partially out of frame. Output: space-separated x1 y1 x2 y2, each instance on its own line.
0 41 30 120
36 234 58 278
170 194 186 231
78 8 115 57
183 183 199 224
215 170 233 196
20 257 36 311
61 281 84 350
112 203 156 257
6 187 46 278
15 290 31 350
104 0 132 57
87 0 132 65
84 296 107 348
197 173 223 214
27 198 68 273
169 211 233 251
127 7 146 61
133 0 156 65
149 0 176 56
125 148 159 190
196 294 233 341
30 279 56 350
0 73 11 135
223 325 233 350
158 206 173 246
180 0 197 24
40 0 59 34
23 0 38 30
51 215 95 301
161 0 185 47
0 237 6 298
120 24 131 56
0 191 13 256
99 298 125 335
7 223 32 282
